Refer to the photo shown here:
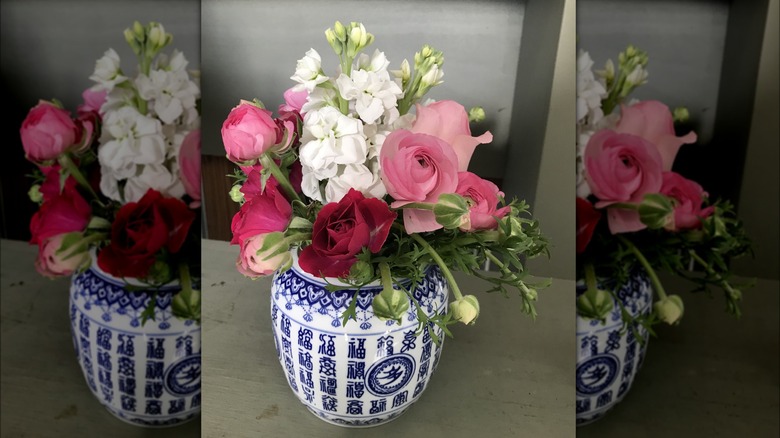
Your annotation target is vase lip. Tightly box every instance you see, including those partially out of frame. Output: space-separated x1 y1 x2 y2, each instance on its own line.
86 247 180 291
288 246 418 289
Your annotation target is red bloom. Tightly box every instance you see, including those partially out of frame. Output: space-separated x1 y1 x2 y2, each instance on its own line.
97 190 195 278
299 189 397 278
30 170 91 246
576 197 602 254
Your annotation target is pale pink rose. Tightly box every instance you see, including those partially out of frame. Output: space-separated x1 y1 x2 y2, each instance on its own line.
236 233 290 278
455 172 511 231
35 233 90 278
380 130 459 233
21 101 81 163
222 101 279 163
77 88 107 116
660 171 714 231
615 100 697 171
584 129 663 234
179 129 201 208
279 87 308 115
411 100 493 171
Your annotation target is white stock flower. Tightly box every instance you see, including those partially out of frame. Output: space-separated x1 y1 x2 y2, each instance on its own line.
99 87 136 114
90 48 127 92
301 164 324 202
122 163 186 203
577 50 607 125
136 53 200 125
291 49 329 92
301 86 337 114
299 107 368 175
324 161 386 203
355 50 391 76
336 69 403 124
420 64 444 88
98 106 166 184
626 65 648 87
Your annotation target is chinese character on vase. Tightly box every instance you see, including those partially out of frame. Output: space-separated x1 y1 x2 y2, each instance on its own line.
222 21 549 427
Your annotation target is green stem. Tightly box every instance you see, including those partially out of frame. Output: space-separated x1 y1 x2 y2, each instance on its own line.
179 263 192 293
688 250 739 297
259 154 302 203
484 250 534 298
610 202 639 211
379 262 394 291
410 233 464 301
619 236 668 300
58 154 106 208
584 263 598 291
394 202 434 211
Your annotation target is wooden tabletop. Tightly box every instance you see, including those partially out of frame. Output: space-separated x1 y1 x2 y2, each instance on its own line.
578 274 779 437
0 239 200 437
201 239 576 437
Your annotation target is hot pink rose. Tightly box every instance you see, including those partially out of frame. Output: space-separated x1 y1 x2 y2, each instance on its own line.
21 101 82 164
178 129 201 208
380 130 459 233
222 101 280 163
411 100 493 171
236 233 290 278
239 160 303 196
615 100 697 171
660 172 714 231
231 179 292 246
299 189 396 278
584 130 663 234
77 88 107 116
35 233 90 278
279 87 308 115
30 174 91 246
455 172 510 231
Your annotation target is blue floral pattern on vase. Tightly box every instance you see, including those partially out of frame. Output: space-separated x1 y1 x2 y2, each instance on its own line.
575 269 652 425
69 252 201 427
271 251 449 427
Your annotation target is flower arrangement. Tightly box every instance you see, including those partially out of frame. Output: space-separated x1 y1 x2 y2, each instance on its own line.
19 21 202 323
575 45 752 331
223 21 548 338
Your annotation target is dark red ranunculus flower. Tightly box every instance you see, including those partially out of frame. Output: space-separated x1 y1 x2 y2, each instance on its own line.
576 197 602 254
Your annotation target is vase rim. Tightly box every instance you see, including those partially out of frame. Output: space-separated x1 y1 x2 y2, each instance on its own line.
86 247 180 291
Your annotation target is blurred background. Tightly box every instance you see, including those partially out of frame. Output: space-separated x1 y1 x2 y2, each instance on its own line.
200 0 576 279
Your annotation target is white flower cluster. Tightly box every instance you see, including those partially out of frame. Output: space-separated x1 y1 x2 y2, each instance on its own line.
576 50 608 198
90 48 200 203
292 49 407 203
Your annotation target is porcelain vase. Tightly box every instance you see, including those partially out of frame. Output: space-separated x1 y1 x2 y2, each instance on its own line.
69 251 201 427
575 269 652 425
270 251 449 427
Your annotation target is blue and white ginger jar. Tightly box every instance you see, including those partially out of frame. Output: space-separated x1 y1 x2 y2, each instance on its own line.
271 251 449 427
575 269 652 425
69 250 201 427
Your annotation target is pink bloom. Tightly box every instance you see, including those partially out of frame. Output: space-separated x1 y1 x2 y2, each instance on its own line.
380 130 459 233
30 177 91 246
230 180 292 246
236 233 290 278
34 233 90 278
279 87 308 115
615 100 697 171
178 129 201 208
660 172 714 231
77 88 107 116
410 100 493 171
584 130 663 234
455 172 510 231
222 101 280 163
21 101 82 164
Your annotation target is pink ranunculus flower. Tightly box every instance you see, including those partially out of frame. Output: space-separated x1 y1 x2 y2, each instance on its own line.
660 171 714 231
455 172 510 231
179 129 201 208
77 88 107 116
35 233 90 278
30 170 91 246
236 233 291 278
380 130 459 233
615 100 697 171
20 101 82 164
584 129 664 234
279 87 308 115
410 100 493 171
230 179 292 246
222 101 280 164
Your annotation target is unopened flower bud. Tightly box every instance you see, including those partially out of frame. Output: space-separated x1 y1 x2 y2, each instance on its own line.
638 193 675 230
419 64 444 89
229 184 244 203
172 287 201 322
333 21 347 41
373 287 409 324
133 21 145 40
433 194 470 230
28 184 43 203
349 260 374 284
468 106 486 123
325 28 341 55
673 107 690 123
451 295 480 325
148 260 172 284
654 294 684 325
576 287 614 322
